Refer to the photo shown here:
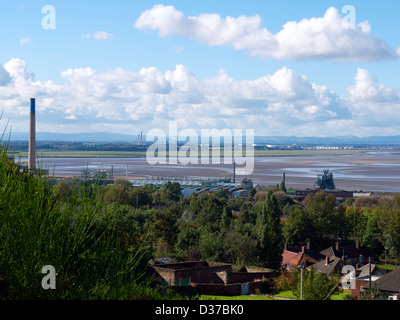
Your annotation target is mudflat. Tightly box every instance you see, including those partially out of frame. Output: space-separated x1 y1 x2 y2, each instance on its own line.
21 151 400 192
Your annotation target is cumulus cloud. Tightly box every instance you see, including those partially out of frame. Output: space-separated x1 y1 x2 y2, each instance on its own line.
0 64 11 86
1 58 399 137
4 58 35 81
134 5 394 62
347 68 399 103
345 68 400 128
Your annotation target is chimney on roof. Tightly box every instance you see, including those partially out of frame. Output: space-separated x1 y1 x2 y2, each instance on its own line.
284 243 287 251
325 256 329 266
301 246 305 253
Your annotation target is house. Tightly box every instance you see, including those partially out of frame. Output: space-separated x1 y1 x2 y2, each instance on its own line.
319 240 374 267
356 263 386 282
361 267 400 300
150 260 280 296
282 241 325 269
285 242 326 262
281 246 320 269
311 256 345 275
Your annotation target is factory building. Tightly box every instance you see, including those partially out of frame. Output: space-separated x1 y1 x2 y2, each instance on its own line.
129 176 255 198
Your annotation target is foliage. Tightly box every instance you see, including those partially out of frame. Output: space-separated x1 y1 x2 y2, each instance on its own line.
255 191 283 269
0 145 161 300
288 267 340 300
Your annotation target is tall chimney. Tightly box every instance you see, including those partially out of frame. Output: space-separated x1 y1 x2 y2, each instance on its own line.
233 162 236 183
28 98 36 171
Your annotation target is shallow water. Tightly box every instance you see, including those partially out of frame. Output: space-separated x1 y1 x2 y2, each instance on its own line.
20 151 400 192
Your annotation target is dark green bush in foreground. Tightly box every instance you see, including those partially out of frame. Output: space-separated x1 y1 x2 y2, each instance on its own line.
0 145 178 300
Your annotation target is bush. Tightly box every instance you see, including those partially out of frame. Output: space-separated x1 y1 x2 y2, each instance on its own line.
355 196 378 208
0 144 167 300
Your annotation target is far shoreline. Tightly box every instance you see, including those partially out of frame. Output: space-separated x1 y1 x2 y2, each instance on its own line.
11 148 375 159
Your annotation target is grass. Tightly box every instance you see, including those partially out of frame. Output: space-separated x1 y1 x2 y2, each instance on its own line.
270 290 296 299
200 295 274 301
200 290 351 301
331 290 352 300
376 264 398 271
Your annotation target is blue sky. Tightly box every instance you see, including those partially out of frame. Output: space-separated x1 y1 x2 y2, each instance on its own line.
0 0 400 137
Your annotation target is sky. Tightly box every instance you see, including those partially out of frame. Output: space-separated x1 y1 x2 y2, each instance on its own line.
0 0 400 138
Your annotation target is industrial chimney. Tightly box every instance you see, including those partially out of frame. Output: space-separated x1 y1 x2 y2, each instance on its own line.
28 98 36 171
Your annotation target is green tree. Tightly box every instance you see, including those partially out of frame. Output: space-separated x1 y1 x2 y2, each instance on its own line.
195 197 224 232
103 184 131 206
223 230 258 267
199 232 224 262
160 181 182 205
176 224 200 253
279 181 287 193
303 192 336 246
361 210 383 255
114 178 133 190
378 207 400 258
289 267 340 300
255 191 283 269
220 206 232 231
129 187 151 208
282 207 315 247
248 188 256 200
146 206 180 250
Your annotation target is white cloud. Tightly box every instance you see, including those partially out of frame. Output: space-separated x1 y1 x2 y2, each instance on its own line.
81 31 114 40
347 68 399 103
135 5 394 62
4 58 35 81
346 68 400 127
19 37 32 46
1 59 400 137
65 114 78 120
0 64 11 86
93 31 113 40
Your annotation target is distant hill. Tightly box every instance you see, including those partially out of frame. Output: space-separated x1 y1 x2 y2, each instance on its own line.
7 132 400 145
8 132 136 143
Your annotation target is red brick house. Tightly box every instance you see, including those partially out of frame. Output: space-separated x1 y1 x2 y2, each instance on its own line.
151 260 280 296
